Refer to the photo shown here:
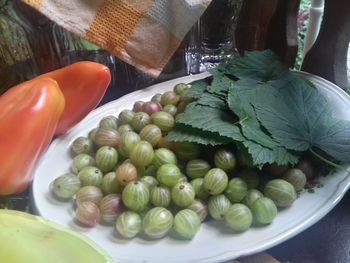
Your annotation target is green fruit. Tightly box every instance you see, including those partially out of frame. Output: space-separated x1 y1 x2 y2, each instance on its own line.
115 211 142 238
150 186 171 207
173 209 201 240
140 176 159 189
188 199 208 222
131 112 151 132
190 178 209 201
142 207 173 239
186 159 211 179
203 168 228 195
78 166 103 187
224 177 248 203
95 146 118 173
162 104 177 116
118 131 141 157
282 168 307 191
171 182 195 207
160 91 179 106
71 153 95 174
50 173 81 199
264 179 297 208
101 172 122 195
150 111 175 133
71 136 93 155
242 189 264 209
139 124 162 147
173 83 189 95
99 115 118 130
174 142 201 161
94 128 120 148
153 148 177 168
130 141 154 167
117 124 134 135
208 194 231 220
156 163 181 187
224 204 253 232
214 148 236 172
251 197 277 225
118 109 135 125
122 181 150 212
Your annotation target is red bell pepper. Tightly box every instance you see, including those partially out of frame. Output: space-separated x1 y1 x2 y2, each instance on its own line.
35 61 111 136
0 78 65 195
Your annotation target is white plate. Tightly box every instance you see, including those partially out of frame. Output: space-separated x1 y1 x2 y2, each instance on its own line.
32 72 350 263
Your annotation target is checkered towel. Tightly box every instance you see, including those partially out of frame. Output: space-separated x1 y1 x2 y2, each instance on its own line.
22 0 212 77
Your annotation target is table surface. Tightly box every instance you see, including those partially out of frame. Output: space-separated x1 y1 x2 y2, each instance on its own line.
3 65 350 263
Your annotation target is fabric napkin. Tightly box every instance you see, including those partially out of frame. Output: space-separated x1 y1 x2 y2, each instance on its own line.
22 0 212 77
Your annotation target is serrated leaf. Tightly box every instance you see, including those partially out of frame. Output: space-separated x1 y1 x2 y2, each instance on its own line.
187 79 209 99
217 50 289 82
252 76 350 163
227 79 278 149
176 103 244 141
243 140 299 168
206 71 233 97
196 91 227 109
165 124 231 146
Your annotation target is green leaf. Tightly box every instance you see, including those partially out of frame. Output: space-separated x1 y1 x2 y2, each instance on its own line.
242 140 299 168
176 103 244 142
165 124 231 146
187 79 209 99
252 76 350 163
217 50 289 82
196 92 227 110
227 79 278 149
206 71 232 97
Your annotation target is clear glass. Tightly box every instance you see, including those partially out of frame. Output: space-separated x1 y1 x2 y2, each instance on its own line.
185 0 243 74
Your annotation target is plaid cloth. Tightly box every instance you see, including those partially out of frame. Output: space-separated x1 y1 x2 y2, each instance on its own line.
22 0 212 77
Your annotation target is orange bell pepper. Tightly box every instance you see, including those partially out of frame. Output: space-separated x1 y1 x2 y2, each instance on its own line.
0 78 65 195
35 61 111 136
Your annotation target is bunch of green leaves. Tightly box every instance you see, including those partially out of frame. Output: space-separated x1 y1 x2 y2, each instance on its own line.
165 50 350 169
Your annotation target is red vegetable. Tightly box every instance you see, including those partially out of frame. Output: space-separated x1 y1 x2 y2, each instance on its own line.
35 61 111 135
0 78 65 194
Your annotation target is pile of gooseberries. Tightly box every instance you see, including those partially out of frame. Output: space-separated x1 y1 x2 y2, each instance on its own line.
50 82 312 240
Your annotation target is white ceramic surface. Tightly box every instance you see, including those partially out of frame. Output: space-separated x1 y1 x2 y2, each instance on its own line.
32 72 350 263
